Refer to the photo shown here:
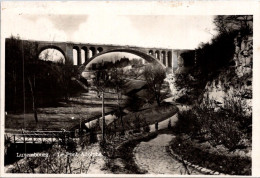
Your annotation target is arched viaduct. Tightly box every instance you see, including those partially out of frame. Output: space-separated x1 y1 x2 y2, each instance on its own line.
37 40 178 68
6 38 194 72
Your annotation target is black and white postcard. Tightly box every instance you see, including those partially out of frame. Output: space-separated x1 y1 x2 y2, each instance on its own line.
1 1 259 177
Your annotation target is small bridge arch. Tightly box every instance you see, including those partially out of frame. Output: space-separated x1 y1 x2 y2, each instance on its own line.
38 45 67 63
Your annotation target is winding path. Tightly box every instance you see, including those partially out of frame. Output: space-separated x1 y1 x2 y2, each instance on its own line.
133 134 201 175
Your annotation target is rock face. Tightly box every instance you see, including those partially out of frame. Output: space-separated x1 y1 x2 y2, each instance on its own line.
202 34 252 116
165 74 178 95
166 33 252 114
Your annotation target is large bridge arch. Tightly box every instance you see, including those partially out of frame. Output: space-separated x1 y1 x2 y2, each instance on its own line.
82 47 166 69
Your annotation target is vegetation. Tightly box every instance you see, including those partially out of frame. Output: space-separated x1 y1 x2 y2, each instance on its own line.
173 15 252 148
174 96 251 150
4 15 253 175
5 36 82 114
92 66 128 137
143 63 166 106
213 15 252 35
170 15 252 175
91 57 144 70
170 136 251 175
106 102 178 133
8 137 77 173
174 15 253 103
171 94 252 175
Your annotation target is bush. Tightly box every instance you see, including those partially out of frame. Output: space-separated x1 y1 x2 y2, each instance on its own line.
174 96 249 150
223 93 252 132
173 110 200 137
171 136 251 175
208 112 243 150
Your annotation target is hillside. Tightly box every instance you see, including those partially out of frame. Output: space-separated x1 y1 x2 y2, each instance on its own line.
167 16 253 175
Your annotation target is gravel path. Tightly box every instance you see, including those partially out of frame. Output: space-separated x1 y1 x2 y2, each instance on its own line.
133 134 201 175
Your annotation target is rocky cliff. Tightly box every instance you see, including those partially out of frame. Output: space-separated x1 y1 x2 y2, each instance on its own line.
202 34 252 116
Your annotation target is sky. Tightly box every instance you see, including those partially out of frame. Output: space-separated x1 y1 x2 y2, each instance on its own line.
1 2 218 50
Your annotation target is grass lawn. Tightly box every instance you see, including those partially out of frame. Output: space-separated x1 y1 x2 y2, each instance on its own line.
5 78 172 133
5 92 121 132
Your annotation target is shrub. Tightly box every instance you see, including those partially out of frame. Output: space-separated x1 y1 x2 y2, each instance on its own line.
196 102 244 150
133 114 141 131
173 110 200 137
223 93 252 132
174 95 249 150
171 136 251 175
208 111 243 150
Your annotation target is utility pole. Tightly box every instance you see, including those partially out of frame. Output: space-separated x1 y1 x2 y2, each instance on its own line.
102 91 105 141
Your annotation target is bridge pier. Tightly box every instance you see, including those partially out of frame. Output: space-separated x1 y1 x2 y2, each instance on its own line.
95 48 98 55
166 53 168 67
168 51 173 68
78 49 82 65
65 44 74 65
86 49 90 61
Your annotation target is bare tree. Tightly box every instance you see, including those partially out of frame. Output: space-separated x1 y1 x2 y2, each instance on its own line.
93 66 128 135
22 40 39 124
92 68 110 141
143 63 166 106
108 67 126 133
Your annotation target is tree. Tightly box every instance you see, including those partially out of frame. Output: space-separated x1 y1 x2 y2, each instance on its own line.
213 15 253 35
92 68 110 141
59 65 79 101
108 67 127 133
143 63 166 106
5 36 80 124
175 16 248 99
25 58 58 124
125 93 143 112
5 35 23 112
93 69 109 93
25 47 76 124
22 40 39 123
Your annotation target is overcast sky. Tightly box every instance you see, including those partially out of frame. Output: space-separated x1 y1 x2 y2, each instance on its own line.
2 2 218 49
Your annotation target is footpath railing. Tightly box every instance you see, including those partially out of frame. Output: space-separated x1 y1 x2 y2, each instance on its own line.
5 130 76 144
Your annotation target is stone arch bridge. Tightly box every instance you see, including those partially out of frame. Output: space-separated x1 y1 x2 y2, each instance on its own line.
6 38 195 72
37 40 177 68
